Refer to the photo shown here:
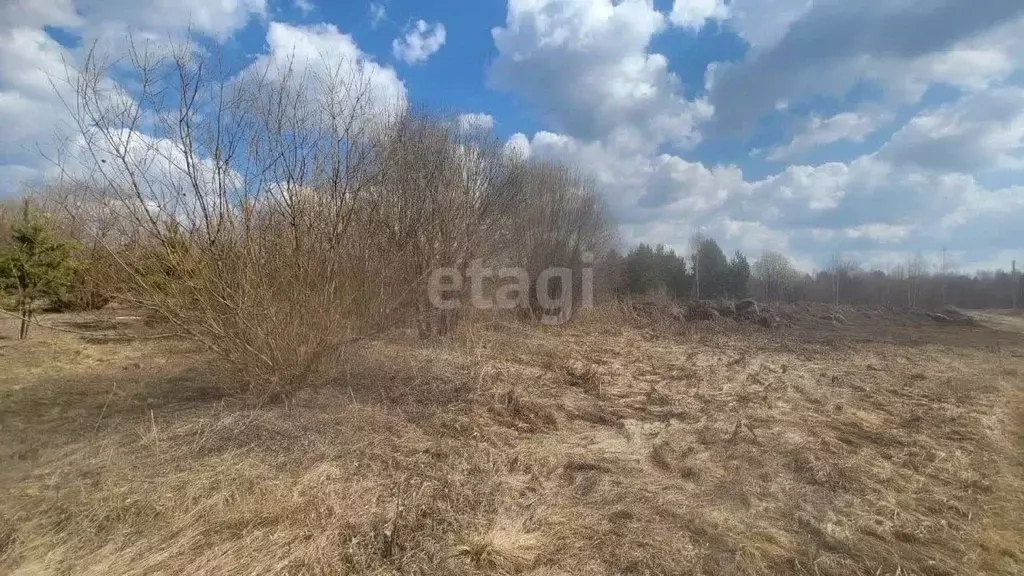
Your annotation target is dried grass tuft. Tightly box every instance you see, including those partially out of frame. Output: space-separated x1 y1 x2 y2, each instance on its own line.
455 516 540 573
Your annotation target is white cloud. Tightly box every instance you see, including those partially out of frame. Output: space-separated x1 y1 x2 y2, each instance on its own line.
0 0 81 29
5 0 263 42
767 110 892 161
72 0 266 41
369 3 386 28
0 4 401 195
484 0 1024 269
294 0 314 15
392 20 446 64
880 88 1024 173
508 122 1024 270
505 130 745 226
842 223 913 244
490 0 711 150
0 27 70 102
251 22 406 113
669 0 728 31
0 0 267 192
710 2 1024 134
726 0 810 49
872 17 1024 104
457 113 495 133
505 133 532 158
0 21 79 192
62 127 237 205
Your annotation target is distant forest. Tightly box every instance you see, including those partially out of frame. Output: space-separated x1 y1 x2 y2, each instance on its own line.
606 239 1023 310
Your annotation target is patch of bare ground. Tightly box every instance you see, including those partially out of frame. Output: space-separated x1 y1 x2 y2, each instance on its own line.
967 309 1024 336
1 306 1022 575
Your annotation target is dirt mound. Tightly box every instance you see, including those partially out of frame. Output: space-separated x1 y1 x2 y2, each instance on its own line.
685 300 722 322
735 299 758 315
927 305 977 326
743 301 974 332
634 299 982 333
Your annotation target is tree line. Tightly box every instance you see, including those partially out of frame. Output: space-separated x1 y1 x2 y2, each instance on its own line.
603 238 751 300
604 241 1023 310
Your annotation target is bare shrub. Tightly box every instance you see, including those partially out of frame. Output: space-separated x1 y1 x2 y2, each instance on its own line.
359 109 526 337
504 162 615 323
50 40 410 400
48 39 616 400
752 250 801 303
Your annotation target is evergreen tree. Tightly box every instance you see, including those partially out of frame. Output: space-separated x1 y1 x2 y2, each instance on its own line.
695 237 730 299
625 243 659 295
0 200 76 339
729 250 751 298
621 243 692 299
662 249 691 299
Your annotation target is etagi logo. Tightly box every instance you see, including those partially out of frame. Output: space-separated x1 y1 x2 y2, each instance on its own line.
427 253 595 325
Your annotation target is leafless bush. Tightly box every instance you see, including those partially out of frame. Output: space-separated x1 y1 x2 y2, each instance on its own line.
752 250 801 303
46 38 616 400
358 110 527 337
504 161 615 322
358 113 615 333
48 40 409 400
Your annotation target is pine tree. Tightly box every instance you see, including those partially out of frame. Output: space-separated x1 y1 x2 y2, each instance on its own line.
695 238 729 299
729 251 751 298
0 199 76 339
625 244 660 295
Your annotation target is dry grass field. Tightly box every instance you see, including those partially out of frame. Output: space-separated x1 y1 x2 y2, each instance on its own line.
1 306 1022 575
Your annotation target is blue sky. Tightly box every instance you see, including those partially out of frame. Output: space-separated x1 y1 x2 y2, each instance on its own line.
2 0 1023 272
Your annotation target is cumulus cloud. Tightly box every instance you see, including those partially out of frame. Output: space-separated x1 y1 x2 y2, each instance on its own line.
508 123 1023 270
880 88 1024 173
505 131 744 226
710 0 1024 133
71 0 266 41
504 133 532 158
507 132 937 239
457 113 495 133
484 0 1024 269
487 0 1024 268
61 127 242 209
249 22 406 112
490 0 711 150
669 0 729 31
0 20 81 192
767 110 893 161
392 20 446 64
717 152 998 257
0 0 267 192
936 184 1024 252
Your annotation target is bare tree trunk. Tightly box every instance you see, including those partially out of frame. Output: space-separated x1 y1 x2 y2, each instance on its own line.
18 297 30 340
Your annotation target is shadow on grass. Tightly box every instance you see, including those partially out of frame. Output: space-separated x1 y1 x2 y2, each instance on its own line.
60 319 121 332
0 364 227 462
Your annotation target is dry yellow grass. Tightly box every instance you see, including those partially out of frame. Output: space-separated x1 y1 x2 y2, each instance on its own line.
1 307 1022 575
